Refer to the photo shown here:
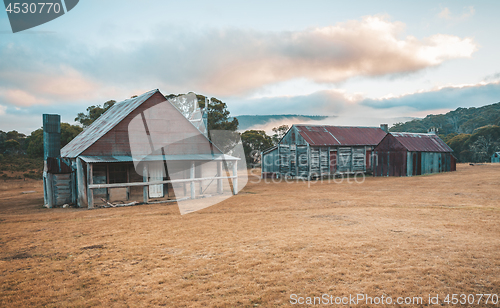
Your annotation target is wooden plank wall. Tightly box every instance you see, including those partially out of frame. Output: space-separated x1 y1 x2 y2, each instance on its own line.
53 174 71 206
262 148 279 173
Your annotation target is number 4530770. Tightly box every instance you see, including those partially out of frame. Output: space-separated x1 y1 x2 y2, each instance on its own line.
443 294 499 305
5 3 62 14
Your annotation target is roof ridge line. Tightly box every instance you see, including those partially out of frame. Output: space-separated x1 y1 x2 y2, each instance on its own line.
61 89 160 158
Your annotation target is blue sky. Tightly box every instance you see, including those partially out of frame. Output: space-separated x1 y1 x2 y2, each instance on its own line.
1 0 500 133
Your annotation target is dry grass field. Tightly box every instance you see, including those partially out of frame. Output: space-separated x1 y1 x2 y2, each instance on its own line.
1 164 499 307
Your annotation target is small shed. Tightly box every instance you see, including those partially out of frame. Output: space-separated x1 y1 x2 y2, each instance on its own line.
261 146 278 178
261 125 387 179
43 89 240 209
373 132 456 177
492 152 500 163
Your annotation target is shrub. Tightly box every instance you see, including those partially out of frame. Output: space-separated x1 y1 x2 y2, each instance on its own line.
23 171 42 180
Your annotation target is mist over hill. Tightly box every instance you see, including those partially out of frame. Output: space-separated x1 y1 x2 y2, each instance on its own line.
233 115 330 131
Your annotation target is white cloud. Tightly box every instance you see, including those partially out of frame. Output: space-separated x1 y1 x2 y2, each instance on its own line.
438 6 475 21
0 15 478 107
362 80 500 111
416 35 476 65
0 65 100 107
193 16 477 96
1 89 48 107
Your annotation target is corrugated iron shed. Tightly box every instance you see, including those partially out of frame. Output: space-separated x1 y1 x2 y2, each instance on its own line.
390 132 452 152
295 125 386 146
61 89 159 158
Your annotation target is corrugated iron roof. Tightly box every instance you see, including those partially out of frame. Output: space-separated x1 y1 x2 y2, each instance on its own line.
61 89 159 158
79 154 239 163
390 132 452 152
262 145 278 155
294 125 386 146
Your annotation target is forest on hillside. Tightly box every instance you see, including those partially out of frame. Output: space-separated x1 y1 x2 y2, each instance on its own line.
390 102 500 162
390 102 500 135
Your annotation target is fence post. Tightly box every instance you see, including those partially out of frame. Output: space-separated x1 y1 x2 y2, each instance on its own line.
217 161 223 194
87 163 93 209
232 161 238 195
190 161 195 199
143 164 148 203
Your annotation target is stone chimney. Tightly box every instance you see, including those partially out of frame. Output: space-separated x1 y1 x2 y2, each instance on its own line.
43 114 61 209
43 114 61 161
428 127 438 135
380 124 389 133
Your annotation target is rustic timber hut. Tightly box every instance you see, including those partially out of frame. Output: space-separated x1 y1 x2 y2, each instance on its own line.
492 152 500 163
43 89 240 209
261 125 387 179
373 132 456 177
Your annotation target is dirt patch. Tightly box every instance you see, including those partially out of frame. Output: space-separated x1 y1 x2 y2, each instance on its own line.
81 244 105 250
310 214 347 220
5 252 32 260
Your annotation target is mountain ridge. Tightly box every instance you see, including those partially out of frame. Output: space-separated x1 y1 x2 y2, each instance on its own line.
390 102 500 135
233 114 330 131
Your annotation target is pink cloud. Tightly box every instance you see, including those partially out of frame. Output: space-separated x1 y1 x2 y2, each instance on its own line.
195 16 477 96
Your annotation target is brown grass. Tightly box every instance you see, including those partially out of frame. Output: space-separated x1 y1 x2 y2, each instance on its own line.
0 164 499 307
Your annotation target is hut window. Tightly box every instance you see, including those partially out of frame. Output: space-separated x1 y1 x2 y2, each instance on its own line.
92 165 107 196
109 164 128 183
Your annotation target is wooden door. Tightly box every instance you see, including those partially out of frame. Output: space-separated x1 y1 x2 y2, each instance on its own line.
148 162 164 198
289 144 296 177
329 150 337 174
337 147 351 173
297 146 309 177
365 150 371 171
352 148 365 172
279 145 290 175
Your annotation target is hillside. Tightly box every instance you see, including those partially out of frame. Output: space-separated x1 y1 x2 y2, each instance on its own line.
390 102 500 135
233 115 329 131
390 102 500 162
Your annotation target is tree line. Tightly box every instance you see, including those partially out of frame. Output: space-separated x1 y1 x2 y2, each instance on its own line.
0 94 242 158
390 102 500 162
0 124 83 158
2 95 498 173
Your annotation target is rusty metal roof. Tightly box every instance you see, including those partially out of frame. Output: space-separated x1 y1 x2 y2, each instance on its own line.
294 125 387 146
61 89 160 158
390 132 452 152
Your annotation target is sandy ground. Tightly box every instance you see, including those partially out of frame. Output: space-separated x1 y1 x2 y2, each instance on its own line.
0 164 499 307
